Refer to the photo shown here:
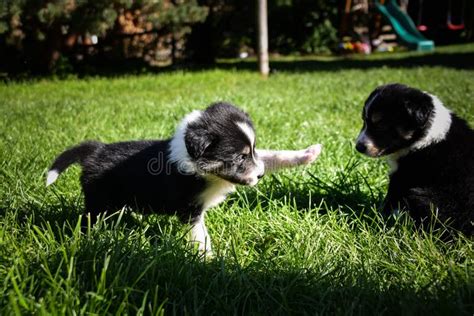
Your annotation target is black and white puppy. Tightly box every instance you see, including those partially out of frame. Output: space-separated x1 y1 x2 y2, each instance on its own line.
355 83 473 235
47 102 322 252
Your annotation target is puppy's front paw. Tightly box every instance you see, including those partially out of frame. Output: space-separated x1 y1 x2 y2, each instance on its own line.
300 144 322 165
196 242 213 259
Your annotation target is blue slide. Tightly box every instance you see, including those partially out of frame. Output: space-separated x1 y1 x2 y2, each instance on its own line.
376 0 435 52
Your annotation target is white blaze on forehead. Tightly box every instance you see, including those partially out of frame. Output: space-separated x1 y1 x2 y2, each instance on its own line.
168 110 202 173
236 121 263 186
236 121 255 147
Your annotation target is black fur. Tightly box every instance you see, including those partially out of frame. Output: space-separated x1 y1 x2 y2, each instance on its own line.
356 84 474 235
48 102 264 226
49 141 101 174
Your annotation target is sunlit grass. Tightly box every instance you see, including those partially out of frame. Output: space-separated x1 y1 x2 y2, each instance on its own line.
0 44 473 314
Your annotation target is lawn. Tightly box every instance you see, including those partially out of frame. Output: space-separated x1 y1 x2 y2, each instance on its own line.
1 44 473 315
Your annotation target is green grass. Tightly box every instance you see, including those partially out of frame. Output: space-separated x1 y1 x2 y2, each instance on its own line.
1 43 473 315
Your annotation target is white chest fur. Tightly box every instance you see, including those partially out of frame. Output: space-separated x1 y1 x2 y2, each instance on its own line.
198 176 236 211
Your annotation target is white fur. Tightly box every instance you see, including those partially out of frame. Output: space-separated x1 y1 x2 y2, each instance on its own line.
411 94 452 151
257 144 322 173
236 121 255 148
236 121 264 185
46 170 59 186
386 150 408 174
198 175 236 210
168 110 202 173
193 177 234 255
386 156 398 174
190 217 212 254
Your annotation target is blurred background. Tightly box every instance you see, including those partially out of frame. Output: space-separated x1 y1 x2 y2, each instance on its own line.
0 0 472 76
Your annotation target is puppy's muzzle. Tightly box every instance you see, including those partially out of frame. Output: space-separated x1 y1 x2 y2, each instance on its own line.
246 159 265 186
356 132 382 157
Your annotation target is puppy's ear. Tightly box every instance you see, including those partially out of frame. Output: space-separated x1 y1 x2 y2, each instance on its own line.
404 98 432 127
185 126 214 159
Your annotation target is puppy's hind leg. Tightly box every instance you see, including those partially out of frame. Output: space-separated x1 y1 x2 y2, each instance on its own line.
257 144 322 173
81 193 103 233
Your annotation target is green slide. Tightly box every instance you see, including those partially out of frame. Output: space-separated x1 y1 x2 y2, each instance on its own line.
376 0 434 52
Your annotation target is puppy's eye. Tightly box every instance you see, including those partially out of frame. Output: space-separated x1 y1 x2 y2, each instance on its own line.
371 113 383 125
237 154 248 161
373 122 389 131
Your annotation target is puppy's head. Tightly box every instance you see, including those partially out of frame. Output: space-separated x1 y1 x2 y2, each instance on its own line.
355 83 435 157
180 102 264 186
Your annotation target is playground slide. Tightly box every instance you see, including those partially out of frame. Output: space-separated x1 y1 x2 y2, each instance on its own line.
376 0 434 52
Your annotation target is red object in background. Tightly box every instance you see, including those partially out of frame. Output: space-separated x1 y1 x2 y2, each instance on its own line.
447 0 465 31
415 0 465 32
415 0 428 31
447 22 464 31
417 25 428 32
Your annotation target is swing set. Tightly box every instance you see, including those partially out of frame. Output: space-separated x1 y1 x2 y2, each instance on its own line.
415 0 465 32
339 0 467 53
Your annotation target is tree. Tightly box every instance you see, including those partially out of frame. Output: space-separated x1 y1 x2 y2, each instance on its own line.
257 0 269 77
0 0 208 74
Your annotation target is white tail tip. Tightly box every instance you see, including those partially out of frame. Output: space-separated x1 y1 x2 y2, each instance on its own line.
46 170 59 186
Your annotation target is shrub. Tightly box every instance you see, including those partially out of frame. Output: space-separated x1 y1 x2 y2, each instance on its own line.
0 0 208 74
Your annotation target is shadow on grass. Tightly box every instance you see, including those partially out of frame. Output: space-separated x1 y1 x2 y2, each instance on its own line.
69 247 471 315
235 158 384 217
110 49 474 75
83 49 474 78
214 50 474 73
3 48 473 81
0 194 145 235
0 197 81 228
12 216 469 315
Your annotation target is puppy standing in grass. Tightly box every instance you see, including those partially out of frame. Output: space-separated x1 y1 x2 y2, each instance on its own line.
356 83 473 235
47 102 322 253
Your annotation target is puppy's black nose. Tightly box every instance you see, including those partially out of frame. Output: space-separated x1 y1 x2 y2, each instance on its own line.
355 142 367 153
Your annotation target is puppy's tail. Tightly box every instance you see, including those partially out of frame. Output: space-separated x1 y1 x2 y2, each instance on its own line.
46 141 102 186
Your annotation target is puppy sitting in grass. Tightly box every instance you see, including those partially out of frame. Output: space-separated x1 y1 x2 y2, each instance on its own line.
46 102 322 253
356 84 473 235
